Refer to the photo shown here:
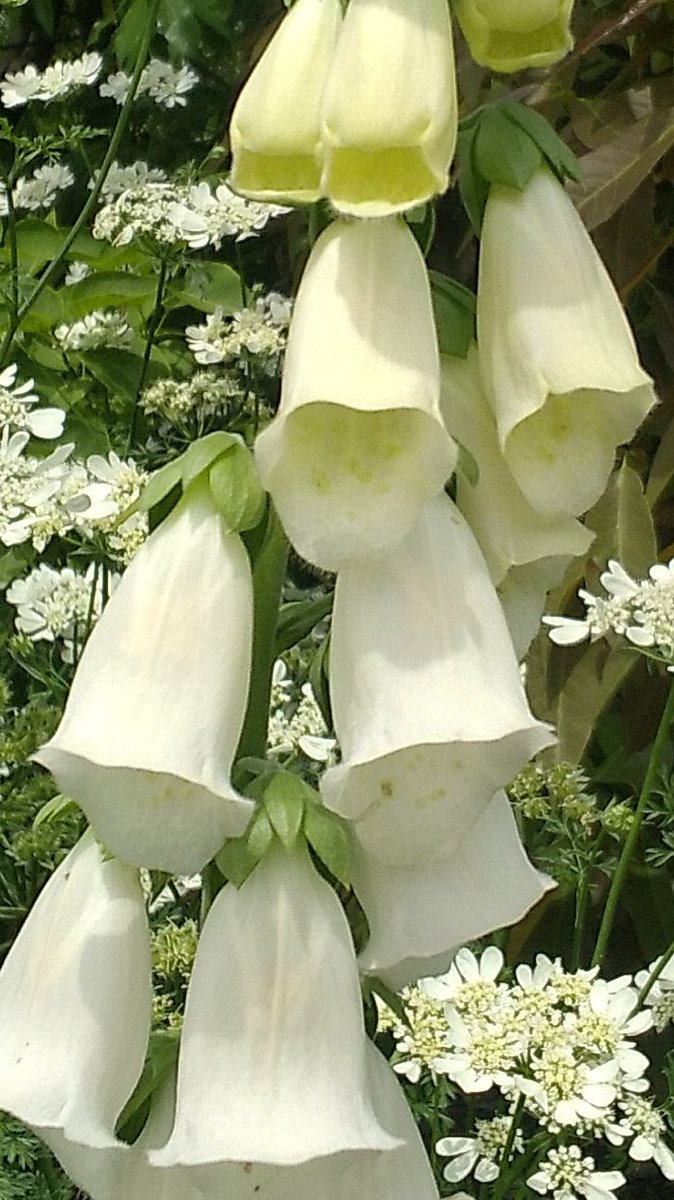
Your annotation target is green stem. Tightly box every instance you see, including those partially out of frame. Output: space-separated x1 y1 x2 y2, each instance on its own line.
592 680 674 968
631 935 674 1015
0 0 161 368
0 170 20 326
236 503 288 764
571 865 591 971
126 257 168 452
492 1096 525 1200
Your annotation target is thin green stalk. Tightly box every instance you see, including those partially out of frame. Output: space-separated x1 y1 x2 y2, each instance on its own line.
235 503 288 764
492 1096 525 1200
126 257 168 452
631 935 674 1016
592 680 674 968
0 172 20 325
571 864 591 970
0 0 162 368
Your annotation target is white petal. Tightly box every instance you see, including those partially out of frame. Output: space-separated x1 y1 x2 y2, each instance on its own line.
477 169 655 519
0 832 151 1146
25 407 66 439
355 791 554 988
152 848 398 1167
321 494 554 869
36 488 253 874
443 1150 478 1182
321 0 457 216
255 218 456 572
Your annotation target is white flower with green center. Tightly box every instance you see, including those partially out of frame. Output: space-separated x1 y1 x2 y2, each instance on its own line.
13 161 74 211
186 296 290 368
89 159 168 200
0 364 64 438
435 1008 525 1093
140 371 243 422
99 59 198 108
522 1046 618 1129
423 946 506 1015
55 309 132 352
1 63 45 107
168 181 289 249
392 986 447 1082
617 1095 674 1180
437 1115 523 1184
528 1145 625 1200
0 430 74 548
6 562 113 661
93 182 187 247
40 52 102 98
64 260 91 286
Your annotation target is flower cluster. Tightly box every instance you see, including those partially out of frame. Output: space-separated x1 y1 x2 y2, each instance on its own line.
0 364 64 439
1 161 74 214
185 294 291 368
99 58 198 107
384 947 674 1195
1 51 102 107
6 563 116 662
167 181 289 248
92 182 186 248
268 659 336 764
544 558 674 666
89 159 168 200
54 309 132 352
140 370 244 425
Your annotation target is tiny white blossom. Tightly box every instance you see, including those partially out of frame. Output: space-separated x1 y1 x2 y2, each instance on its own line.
89 159 168 200
0 364 64 439
93 182 186 247
99 70 131 104
1 63 45 108
140 371 243 423
55 310 132 352
168 181 288 249
185 295 290 367
40 52 102 98
437 1116 523 1185
528 1145 625 1200
140 58 198 107
64 261 91 286
13 162 74 211
6 561 114 661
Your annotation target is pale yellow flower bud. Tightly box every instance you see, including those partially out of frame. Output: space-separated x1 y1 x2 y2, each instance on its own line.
320 0 458 216
229 0 342 203
454 0 575 73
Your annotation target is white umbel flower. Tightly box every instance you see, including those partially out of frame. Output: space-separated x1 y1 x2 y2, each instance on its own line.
230 0 343 203
36 485 254 875
151 846 399 1167
477 169 655 520
321 493 554 867
0 832 151 1147
354 791 553 989
255 218 456 571
320 0 457 216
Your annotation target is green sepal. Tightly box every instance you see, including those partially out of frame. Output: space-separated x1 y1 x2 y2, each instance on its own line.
132 457 183 516
208 441 267 533
246 805 275 863
263 771 313 850
115 1028 179 1144
180 431 239 491
429 271 476 360
215 836 259 888
457 123 491 234
303 799 352 888
502 102 582 185
474 106 543 190
32 793 78 829
309 635 332 732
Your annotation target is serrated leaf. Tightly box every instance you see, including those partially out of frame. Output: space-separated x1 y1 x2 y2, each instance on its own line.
274 593 334 655
586 462 656 577
263 773 308 849
474 106 543 191
215 837 258 887
304 802 352 887
181 431 238 490
208 443 266 533
429 271 476 359
568 106 674 231
502 101 581 183
246 806 275 863
32 793 78 829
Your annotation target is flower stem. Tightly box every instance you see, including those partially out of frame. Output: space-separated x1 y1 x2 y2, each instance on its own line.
571 864 591 970
592 680 674 968
236 502 288 765
492 1096 525 1200
0 0 162 368
126 257 168 452
631 935 674 1015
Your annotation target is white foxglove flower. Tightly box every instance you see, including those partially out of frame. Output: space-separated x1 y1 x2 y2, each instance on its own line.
453 0 575 72
321 0 457 216
440 348 592 586
36 485 254 874
230 0 343 203
152 846 398 1167
255 218 456 571
0 832 151 1147
321 493 553 867
477 169 655 520
354 791 554 988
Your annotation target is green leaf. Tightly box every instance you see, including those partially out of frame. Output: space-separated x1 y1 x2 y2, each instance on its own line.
568 106 674 231
554 642 636 763
215 837 258 887
474 106 543 191
309 634 332 732
275 592 334 655
115 1029 179 1142
170 262 242 315
304 801 352 888
208 443 266 533
0 543 34 589
429 271 476 359
586 461 657 578
32 793 78 829
78 349 145 400
646 408 674 506
181 431 238 490
246 806 275 863
59 272 158 320
502 102 582 184
263 772 310 849
113 0 149 70
135 458 184 514
13 218 64 274
457 124 489 233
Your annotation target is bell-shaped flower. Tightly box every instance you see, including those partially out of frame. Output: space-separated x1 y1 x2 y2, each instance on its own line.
36 483 254 875
320 0 457 216
353 791 554 989
152 844 398 1168
440 347 592 587
0 831 151 1147
320 493 554 867
453 0 575 72
477 169 656 522
255 217 456 571
498 556 573 660
229 0 342 203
